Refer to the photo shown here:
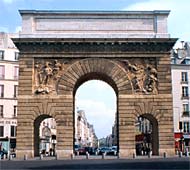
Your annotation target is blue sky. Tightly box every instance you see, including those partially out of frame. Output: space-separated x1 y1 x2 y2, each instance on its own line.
0 0 190 45
0 0 189 138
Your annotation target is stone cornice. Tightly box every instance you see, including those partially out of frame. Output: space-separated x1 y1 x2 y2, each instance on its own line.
19 10 170 16
13 38 177 54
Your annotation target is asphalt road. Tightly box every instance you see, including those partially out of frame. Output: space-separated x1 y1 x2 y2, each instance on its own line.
0 157 189 170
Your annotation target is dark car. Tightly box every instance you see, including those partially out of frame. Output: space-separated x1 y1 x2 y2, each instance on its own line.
10 152 16 158
77 147 86 155
84 147 96 155
98 147 111 155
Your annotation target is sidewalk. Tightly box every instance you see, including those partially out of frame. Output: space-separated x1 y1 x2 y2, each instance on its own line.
1 154 188 161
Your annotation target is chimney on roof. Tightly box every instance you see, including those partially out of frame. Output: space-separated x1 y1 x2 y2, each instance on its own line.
181 41 184 49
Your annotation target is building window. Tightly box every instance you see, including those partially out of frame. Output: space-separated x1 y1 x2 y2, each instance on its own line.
14 85 18 98
0 126 4 137
182 86 189 98
0 51 4 60
183 104 190 117
0 65 5 79
0 85 4 97
183 122 190 133
15 52 19 61
11 126 16 137
181 72 188 83
0 105 3 117
14 66 19 80
13 106 17 117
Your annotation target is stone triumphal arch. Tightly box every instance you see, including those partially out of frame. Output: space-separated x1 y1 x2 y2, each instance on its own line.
13 10 177 159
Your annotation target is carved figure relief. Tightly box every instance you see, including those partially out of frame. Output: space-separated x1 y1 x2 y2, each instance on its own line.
34 59 65 94
121 59 158 94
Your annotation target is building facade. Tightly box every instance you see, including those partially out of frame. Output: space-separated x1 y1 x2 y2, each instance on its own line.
75 110 98 148
0 32 19 155
171 42 190 154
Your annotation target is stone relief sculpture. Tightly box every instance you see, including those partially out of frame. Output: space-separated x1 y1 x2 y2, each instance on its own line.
34 60 64 94
122 59 158 94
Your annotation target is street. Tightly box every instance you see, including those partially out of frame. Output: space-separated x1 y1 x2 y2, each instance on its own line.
0 157 189 170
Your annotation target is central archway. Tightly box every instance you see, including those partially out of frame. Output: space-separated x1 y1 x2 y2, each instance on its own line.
56 58 132 157
74 76 118 155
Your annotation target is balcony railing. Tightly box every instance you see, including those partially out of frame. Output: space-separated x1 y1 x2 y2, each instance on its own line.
181 80 188 84
182 111 190 117
181 94 189 100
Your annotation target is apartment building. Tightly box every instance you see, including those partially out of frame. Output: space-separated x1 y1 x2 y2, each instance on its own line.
171 42 190 154
0 32 19 154
75 110 98 147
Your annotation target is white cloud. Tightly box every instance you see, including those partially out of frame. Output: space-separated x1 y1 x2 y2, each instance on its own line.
124 0 190 47
2 0 14 3
2 0 23 4
80 80 113 93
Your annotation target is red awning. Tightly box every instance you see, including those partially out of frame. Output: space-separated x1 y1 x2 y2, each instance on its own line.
135 134 144 142
174 132 183 139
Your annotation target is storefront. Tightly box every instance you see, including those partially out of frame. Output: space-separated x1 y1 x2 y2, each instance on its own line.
174 132 183 154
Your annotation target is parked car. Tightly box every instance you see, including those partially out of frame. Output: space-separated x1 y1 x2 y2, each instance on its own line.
10 152 16 158
109 146 118 155
84 147 96 155
74 144 79 155
77 147 86 155
98 147 111 155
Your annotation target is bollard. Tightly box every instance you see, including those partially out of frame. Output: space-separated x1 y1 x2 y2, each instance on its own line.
24 154 28 160
55 154 58 160
133 153 136 159
40 154 43 160
148 152 151 158
117 152 120 159
70 153 74 159
102 152 105 159
9 154 13 160
3 154 6 160
77 151 79 156
163 152 166 158
86 152 89 159
185 151 189 157
179 151 183 158
114 151 117 156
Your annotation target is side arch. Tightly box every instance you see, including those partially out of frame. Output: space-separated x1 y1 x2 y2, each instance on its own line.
133 102 161 155
34 114 53 156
